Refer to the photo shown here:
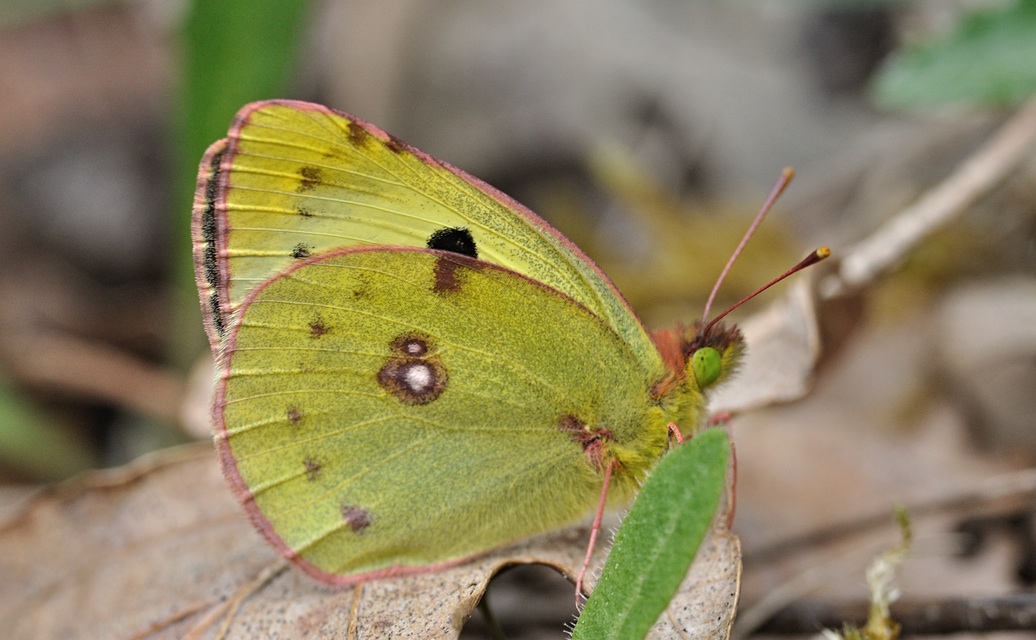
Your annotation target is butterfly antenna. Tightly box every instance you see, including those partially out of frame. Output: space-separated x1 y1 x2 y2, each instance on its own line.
700 167 796 327
702 247 830 335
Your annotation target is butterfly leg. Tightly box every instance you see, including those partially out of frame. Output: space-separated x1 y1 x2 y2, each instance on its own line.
667 422 686 444
575 458 615 606
707 410 733 427
705 413 739 526
724 430 739 526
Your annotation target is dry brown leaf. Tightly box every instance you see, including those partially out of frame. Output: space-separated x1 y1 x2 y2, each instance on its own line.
710 275 824 414
832 94 1036 294
0 446 265 639
0 442 742 639
648 530 742 640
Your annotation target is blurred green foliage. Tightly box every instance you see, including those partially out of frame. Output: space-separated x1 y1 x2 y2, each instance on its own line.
873 0 1036 108
0 378 95 481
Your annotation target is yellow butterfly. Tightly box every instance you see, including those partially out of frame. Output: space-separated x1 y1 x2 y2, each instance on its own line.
193 100 748 587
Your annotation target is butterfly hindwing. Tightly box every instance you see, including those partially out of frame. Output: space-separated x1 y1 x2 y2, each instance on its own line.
216 248 669 582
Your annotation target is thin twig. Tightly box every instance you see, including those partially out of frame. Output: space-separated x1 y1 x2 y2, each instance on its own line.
829 94 1036 295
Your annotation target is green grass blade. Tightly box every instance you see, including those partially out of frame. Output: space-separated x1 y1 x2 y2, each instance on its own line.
572 428 730 640
170 0 312 367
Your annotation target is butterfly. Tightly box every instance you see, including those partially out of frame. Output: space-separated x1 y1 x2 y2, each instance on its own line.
193 100 750 588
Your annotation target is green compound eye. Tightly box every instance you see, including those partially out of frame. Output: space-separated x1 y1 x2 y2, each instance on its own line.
691 346 722 387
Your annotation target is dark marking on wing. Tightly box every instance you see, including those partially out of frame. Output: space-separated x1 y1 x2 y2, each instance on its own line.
347 121 371 148
309 317 331 338
558 414 614 472
427 227 477 258
432 256 463 294
292 243 312 259
297 166 322 193
201 148 226 336
303 458 322 481
391 334 429 357
340 504 371 533
377 333 448 405
385 134 406 154
208 293 224 338
286 407 303 425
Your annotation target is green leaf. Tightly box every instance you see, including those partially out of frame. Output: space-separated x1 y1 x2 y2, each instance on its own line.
572 428 730 640
873 0 1036 108
170 0 312 368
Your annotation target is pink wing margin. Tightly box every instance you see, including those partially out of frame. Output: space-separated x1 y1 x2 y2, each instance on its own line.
192 138 231 354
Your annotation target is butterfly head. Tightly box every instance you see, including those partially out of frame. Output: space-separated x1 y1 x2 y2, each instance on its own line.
684 321 744 389
650 321 744 396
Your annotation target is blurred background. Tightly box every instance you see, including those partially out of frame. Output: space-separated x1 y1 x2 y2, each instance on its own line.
0 0 1035 637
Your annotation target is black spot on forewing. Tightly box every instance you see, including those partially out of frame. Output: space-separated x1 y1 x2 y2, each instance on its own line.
427 227 478 258
295 204 313 218
297 166 322 193
292 243 312 259
340 504 371 533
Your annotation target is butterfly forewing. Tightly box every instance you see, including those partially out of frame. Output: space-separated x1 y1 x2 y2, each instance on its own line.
193 100 658 372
